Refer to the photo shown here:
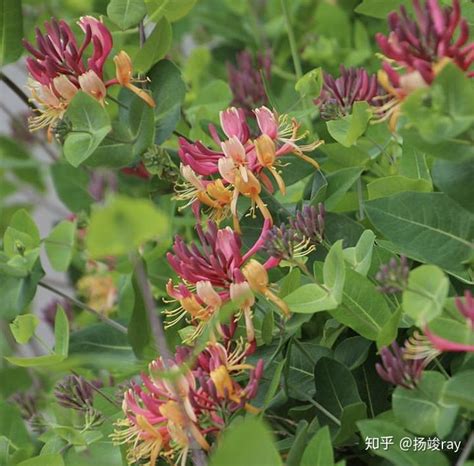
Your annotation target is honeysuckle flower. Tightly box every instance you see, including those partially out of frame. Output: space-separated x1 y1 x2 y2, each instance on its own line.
54 375 99 411
227 50 271 116
76 274 117 314
376 256 409 294
176 106 322 230
423 291 474 352
314 66 386 120
375 0 473 128
376 341 427 389
112 344 263 466
23 17 154 135
165 220 287 343
289 204 325 246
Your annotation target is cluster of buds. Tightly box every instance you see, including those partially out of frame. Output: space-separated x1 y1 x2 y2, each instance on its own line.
424 290 474 353
10 392 45 433
112 344 263 466
176 106 322 231
165 220 288 345
55 375 104 427
227 50 271 116
375 255 409 294
376 340 428 389
315 66 386 120
23 16 155 137
264 204 325 261
375 0 473 128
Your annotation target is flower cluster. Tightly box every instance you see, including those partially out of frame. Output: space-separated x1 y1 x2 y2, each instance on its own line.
176 106 322 231
166 219 288 344
375 0 473 126
112 343 263 466
23 16 154 136
376 340 428 389
376 255 409 294
264 204 325 261
315 66 385 120
227 50 271 116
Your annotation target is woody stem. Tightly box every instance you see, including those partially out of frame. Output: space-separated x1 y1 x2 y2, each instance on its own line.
1 72 37 110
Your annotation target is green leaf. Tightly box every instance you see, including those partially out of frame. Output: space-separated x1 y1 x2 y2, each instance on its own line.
329 267 392 341
50 163 93 213
324 240 345 305
358 419 449 466
324 167 363 211
0 0 23 66
17 454 64 466
326 102 371 147
86 195 169 258
107 0 146 29
334 336 371 370
441 370 474 411
367 175 432 200
63 92 112 167
301 426 334 466
284 284 332 314
365 192 473 282
208 417 282 466
263 358 286 409
295 68 323 99
7 209 40 247
145 0 197 22
402 265 449 325
313 357 365 436
9 314 39 344
376 307 402 349
401 64 474 144
148 59 186 145
393 372 457 437
134 19 172 73
6 307 69 366
286 421 309 466
0 401 30 448
432 158 474 213
355 0 411 18
44 220 76 272
343 230 375 276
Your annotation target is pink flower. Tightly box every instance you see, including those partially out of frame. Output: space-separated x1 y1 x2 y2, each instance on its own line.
165 220 287 343
424 290 474 352
176 106 322 230
112 344 263 465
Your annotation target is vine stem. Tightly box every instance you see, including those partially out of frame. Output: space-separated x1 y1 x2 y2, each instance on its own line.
456 432 474 466
280 0 302 80
134 258 208 466
38 281 128 334
1 72 37 110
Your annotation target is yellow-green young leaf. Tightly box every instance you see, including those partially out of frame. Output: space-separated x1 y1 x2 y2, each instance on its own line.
7 209 40 246
402 265 449 325
324 240 345 304
44 220 76 272
284 284 332 314
9 314 39 344
6 307 69 367
326 102 371 147
343 230 375 276
208 417 282 466
0 0 23 66
301 426 334 466
295 68 323 99
86 195 169 258
107 0 146 30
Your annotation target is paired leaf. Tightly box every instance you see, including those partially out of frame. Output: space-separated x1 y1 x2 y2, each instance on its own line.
44 220 76 272
9 314 39 344
107 0 146 29
0 0 23 65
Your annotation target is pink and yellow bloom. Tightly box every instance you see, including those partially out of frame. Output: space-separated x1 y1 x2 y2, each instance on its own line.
165 220 287 344
23 16 155 135
375 0 473 128
112 344 263 465
176 106 322 231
